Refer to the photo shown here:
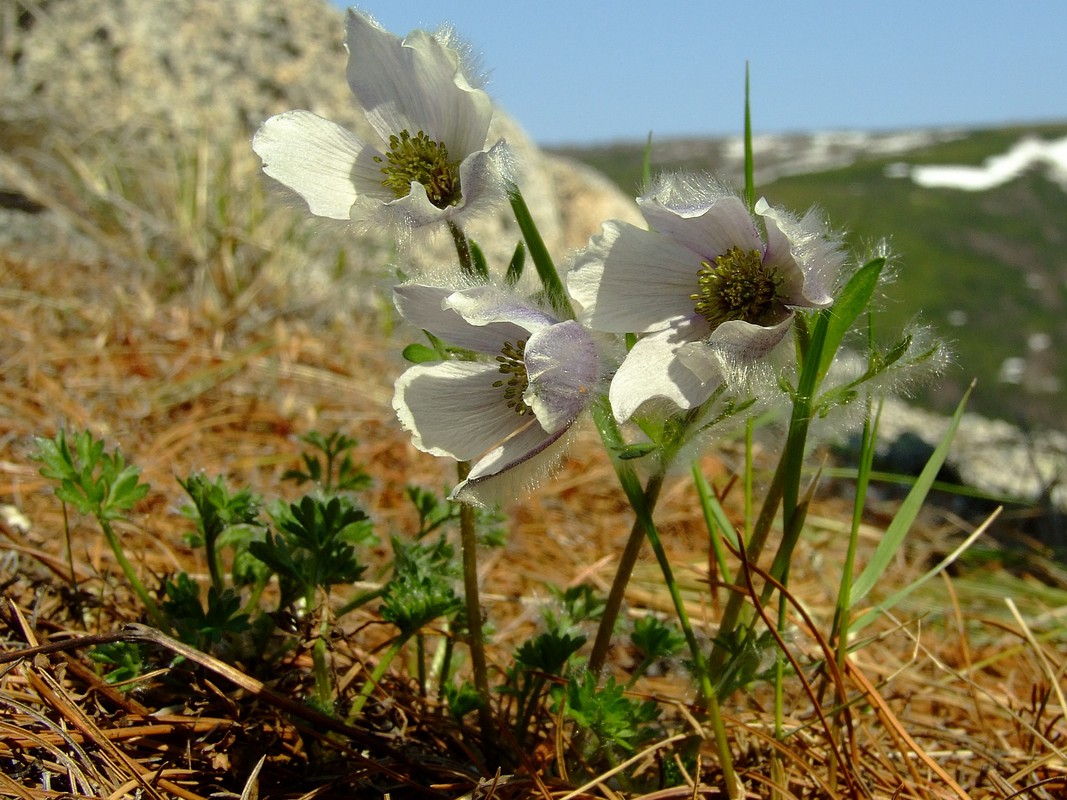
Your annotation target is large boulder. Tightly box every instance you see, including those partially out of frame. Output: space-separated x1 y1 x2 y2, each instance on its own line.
0 0 640 274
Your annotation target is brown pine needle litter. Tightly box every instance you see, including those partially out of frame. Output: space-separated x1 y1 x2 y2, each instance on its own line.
1 246 1065 799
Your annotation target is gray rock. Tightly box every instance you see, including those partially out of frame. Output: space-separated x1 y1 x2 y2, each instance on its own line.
0 0 639 275
875 396 1067 513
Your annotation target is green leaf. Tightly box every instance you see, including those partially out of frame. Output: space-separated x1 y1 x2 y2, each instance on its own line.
252 495 370 606
508 183 573 320
562 673 659 753
105 463 151 516
850 382 973 605
514 630 585 676
692 463 738 585
743 63 755 212
849 507 997 634
544 583 605 633
33 430 149 520
469 238 489 282
630 615 685 663
380 535 462 635
816 257 885 383
505 239 525 287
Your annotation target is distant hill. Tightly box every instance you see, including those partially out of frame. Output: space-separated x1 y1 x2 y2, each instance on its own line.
552 124 1067 431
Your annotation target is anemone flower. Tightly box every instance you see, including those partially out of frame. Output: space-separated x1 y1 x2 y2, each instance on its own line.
253 9 510 232
567 173 841 421
393 285 598 506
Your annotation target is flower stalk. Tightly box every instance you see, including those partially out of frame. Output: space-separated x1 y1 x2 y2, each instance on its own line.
457 461 495 748
588 397 739 797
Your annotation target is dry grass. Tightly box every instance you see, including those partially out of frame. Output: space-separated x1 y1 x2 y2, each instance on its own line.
1 225 1066 798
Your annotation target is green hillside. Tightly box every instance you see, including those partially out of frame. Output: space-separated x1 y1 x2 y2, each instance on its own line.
552 124 1067 430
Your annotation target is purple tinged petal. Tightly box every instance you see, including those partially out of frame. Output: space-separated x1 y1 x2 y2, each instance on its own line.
393 285 539 352
452 422 573 507
393 284 595 506
757 200 837 308
523 321 598 434
759 206 809 304
443 285 557 334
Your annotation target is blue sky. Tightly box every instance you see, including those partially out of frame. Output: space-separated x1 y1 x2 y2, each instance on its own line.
332 1 1066 146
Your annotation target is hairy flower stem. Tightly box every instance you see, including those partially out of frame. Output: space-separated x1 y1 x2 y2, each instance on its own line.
588 474 663 677
590 397 739 798
708 316 827 681
448 221 478 280
456 460 495 753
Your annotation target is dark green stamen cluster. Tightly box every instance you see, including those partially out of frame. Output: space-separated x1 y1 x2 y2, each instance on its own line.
691 246 783 329
492 340 531 416
374 129 462 209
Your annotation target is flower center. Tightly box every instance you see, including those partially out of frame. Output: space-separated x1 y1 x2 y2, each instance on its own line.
375 129 462 209
691 246 783 329
492 339 531 416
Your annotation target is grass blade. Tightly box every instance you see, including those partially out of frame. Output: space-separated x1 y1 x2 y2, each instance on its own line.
850 381 974 605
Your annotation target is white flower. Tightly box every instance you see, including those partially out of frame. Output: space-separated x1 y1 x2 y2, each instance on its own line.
567 173 841 421
252 10 510 232
393 285 598 506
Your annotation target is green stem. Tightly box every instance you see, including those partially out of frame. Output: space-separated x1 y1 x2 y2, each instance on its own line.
590 398 739 798
204 530 224 596
311 633 333 713
348 635 407 720
708 315 828 678
587 474 663 677
636 466 739 797
336 585 386 617
457 461 495 753
310 589 335 713
707 454 785 676
434 624 454 701
99 516 167 631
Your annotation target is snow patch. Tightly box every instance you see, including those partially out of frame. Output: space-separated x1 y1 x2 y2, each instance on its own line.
889 134 1067 191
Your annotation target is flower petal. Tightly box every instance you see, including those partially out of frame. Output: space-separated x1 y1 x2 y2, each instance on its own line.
639 192 762 261
444 284 557 334
705 316 795 367
568 222 703 333
253 111 376 219
757 199 836 308
393 285 553 353
452 421 573 507
523 321 598 434
609 321 720 422
345 10 492 158
393 361 528 460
